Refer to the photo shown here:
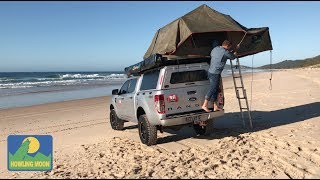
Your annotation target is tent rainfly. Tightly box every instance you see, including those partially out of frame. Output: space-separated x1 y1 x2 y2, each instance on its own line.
144 4 273 60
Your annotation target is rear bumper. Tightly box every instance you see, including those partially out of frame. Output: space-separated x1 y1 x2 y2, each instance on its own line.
159 110 224 127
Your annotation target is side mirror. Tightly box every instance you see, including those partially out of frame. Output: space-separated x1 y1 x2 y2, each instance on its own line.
112 89 119 95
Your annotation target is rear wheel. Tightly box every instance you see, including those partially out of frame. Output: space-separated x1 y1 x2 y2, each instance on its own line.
193 119 214 136
110 109 124 130
138 115 157 146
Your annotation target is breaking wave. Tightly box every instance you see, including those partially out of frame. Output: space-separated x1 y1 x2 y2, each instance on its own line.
0 72 127 89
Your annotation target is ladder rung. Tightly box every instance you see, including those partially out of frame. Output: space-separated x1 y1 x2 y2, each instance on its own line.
237 97 247 99
233 76 241 78
240 108 249 110
235 86 243 89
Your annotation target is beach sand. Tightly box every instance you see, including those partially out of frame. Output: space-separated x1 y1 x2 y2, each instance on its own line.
0 68 320 178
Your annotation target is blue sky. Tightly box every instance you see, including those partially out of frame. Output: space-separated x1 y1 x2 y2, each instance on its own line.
0 1 319 72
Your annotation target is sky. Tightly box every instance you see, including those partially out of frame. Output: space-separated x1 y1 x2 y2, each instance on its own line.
0 1 320 72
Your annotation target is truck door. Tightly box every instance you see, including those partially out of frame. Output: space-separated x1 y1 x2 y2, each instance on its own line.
122 78 138 121
115 79 130 119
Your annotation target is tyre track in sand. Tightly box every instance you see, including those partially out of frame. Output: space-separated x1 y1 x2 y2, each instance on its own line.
2 132 320 179
0 118 108 142
0 102 107 120
110 121 320 178
248 132 320 178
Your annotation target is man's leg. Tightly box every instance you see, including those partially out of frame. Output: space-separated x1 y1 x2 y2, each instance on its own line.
202 73 216 112
201 99 211 112
213 101 222 111
211 74 223 111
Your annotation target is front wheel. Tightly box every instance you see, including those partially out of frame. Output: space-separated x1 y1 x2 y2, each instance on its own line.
193 119 214 136
110 109 124 130
138 115 157 146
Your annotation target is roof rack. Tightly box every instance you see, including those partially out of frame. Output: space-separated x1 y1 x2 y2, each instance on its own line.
124 54 210 77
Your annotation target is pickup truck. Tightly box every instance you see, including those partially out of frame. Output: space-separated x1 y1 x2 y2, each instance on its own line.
110 62 225 146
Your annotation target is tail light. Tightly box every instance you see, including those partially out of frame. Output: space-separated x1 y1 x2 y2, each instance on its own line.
154 94 165 114
218 92 224 108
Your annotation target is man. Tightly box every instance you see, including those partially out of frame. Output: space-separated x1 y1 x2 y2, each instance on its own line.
202 40 239 112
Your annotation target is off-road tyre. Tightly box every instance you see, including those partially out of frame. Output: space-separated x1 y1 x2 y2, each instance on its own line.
110 109 124 130
138 115 157 146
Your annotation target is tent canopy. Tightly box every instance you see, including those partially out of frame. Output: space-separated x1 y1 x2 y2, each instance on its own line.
144 4 272 59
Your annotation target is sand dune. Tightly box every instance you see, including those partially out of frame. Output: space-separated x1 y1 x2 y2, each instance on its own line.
0 68 320 178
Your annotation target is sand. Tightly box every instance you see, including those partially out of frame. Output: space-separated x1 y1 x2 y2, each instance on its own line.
0 68 320 179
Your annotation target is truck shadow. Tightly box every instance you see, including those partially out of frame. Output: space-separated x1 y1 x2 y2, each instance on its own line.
157 102 320 144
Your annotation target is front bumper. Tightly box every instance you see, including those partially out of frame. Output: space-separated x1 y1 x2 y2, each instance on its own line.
159 110 224 127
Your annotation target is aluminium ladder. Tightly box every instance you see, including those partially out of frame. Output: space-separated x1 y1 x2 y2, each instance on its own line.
229 58 253 129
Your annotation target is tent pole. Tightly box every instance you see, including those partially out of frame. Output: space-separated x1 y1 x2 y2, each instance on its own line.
237 31 248 47
191 34 197 48
269 50 273 90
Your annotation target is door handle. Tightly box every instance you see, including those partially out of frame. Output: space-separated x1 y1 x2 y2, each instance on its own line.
129 97 133 99
187 91 197 95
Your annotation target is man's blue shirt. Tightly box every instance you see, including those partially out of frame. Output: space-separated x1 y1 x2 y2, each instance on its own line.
208 46 236 74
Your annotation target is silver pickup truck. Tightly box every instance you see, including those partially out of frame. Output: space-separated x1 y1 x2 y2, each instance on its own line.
110 62 225 146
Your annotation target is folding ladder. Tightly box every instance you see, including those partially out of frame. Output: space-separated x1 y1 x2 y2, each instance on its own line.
229 58 253 128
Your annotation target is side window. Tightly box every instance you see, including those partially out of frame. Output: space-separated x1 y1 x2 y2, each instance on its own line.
119 80 130 95
170 70 208 84
140 70 160 90
127 78 138 93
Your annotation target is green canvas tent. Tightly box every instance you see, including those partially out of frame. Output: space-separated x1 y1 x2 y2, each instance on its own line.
144 4 273 59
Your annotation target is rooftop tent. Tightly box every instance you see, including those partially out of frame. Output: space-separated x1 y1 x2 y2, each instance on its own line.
143 4 273 59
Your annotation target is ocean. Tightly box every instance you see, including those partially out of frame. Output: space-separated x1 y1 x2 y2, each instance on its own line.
0 72 127 109
0 69 265 109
